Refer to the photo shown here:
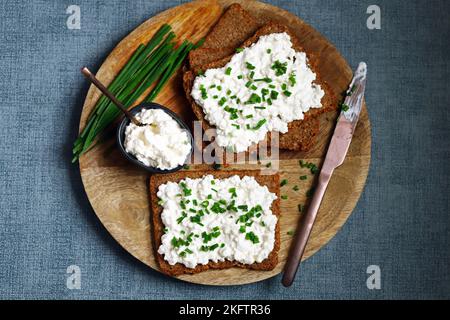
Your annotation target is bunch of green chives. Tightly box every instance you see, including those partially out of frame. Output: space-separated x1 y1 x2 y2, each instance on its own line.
72 24 197 162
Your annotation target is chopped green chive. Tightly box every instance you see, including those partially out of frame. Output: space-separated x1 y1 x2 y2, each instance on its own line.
283 90 292 97
245 81 252 88
190 215 204 226
218 97 227 106
180 182 192 197
270 90 279 100
200 200 209 208
306 187 315 198
237 205 248 211
289 72 296 86
245 231 259 244
171 236 188 248
200 84 208 99
236 47 244 53
293 185 299 191
265 162 272 168
252 119 267 130
287 230 295 236
281 195 288 200
217 85 222 91
348 84 357 96
271 60 287 76
254 77 272 83
201 228 221 243
266 48 272 54
237 75 243 79
246 62 256 70
200 244 219 251
300 175 307 180
210 201 226 213
299 160 319 174
280 179 288 187
225 67 232 75
246 93 262 104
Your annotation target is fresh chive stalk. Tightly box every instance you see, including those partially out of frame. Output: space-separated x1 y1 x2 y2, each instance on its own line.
72 24 196 162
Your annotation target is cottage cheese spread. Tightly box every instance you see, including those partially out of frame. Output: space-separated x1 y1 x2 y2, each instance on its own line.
157 175 278 268
124 108 191 170
191 32 325 152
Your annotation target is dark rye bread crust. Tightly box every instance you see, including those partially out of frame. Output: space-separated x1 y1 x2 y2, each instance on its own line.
183 22 335 151
188 4 261 70
188 46 236 71
198 3 260 49
149 170 281 277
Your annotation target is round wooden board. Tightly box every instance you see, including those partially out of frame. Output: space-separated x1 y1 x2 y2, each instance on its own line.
79 0 371 285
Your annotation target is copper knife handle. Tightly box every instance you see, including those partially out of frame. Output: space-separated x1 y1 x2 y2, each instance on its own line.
281 169 333 287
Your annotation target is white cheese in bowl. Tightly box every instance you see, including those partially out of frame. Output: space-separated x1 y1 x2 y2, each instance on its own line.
157 175 278 268
124 108 191 170
190 32 325 152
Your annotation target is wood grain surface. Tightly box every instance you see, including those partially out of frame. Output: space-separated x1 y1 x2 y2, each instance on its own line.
78 0 371 285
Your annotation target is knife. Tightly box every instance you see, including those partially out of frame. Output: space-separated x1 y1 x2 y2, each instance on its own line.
281 62 368 287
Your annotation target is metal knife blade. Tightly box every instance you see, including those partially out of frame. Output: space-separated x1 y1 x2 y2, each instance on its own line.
322 62 367 169
281 62 367 287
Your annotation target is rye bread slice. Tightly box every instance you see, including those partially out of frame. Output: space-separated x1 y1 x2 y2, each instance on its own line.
183 22 335 151
150 170 280 276
199 3 260 49
188 46 236 71
188 3 260 70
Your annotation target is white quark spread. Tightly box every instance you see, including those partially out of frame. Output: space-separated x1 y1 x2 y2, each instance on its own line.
191 32 325 152
124 109 191 170
157 175 278 268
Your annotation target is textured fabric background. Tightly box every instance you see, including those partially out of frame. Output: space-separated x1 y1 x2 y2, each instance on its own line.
0 0 449 300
